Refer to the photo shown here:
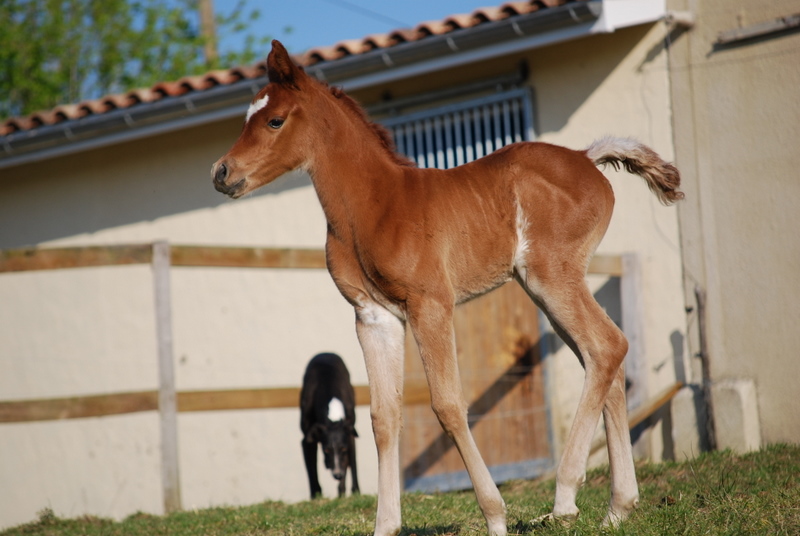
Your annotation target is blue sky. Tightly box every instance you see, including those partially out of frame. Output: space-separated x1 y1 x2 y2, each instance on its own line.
214 0 495 56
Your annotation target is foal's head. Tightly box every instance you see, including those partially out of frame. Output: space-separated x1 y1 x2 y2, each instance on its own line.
211 40 316 198
212 40 411 199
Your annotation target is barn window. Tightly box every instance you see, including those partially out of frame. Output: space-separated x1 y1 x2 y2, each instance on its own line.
379 88 535 169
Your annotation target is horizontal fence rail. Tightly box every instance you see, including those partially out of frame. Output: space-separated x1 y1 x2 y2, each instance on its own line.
0 385 438 424
0 244 619 275
0 244 327 273
0 244 154 272
1 381 679 431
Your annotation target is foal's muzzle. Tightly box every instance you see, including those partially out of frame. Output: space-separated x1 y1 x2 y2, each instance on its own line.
214 162 228 183
211 161 244 197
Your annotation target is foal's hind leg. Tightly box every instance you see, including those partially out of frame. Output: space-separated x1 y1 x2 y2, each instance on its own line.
518 271 635 523
407 295 507 536
601 366 639 525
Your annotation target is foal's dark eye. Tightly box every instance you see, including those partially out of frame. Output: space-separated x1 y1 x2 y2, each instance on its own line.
268 118 284 129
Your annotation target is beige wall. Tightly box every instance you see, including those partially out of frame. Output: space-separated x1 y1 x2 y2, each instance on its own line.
0 21 686 528
0 121 377 529
667 0 800 446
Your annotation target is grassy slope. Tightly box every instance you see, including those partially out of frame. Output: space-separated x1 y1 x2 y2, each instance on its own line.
4 444 798 536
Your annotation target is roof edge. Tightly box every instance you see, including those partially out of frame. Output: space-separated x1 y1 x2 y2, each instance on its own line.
0 0 671 170
310 2 602 87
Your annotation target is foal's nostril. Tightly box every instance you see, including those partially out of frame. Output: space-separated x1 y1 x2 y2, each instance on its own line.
214 162 228 183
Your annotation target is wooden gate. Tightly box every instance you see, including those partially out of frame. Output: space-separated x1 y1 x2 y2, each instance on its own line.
401 282 551 492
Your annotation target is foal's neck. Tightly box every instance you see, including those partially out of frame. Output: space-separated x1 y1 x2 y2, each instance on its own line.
306 93 405 235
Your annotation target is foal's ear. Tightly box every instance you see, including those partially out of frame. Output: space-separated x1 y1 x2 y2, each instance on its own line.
267 39 300 87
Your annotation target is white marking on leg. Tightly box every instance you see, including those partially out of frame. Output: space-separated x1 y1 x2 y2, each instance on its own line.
357 301 406 376
514 198 530 282
245 95 269 123
355 301 405 536
328 397 345 422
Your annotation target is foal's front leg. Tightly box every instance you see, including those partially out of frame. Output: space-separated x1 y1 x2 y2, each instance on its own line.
355 301 406 536
408 296 507 536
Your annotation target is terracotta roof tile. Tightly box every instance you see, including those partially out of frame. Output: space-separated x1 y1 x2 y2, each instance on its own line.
101 94 132 109
78 99 110 115
128 88 163 104
1 0 585 136
52 104 82 121
386 28 419 43
226 66 260 82
7 117 35 132
336 38 369 56
179 73 218 91
442 13 480 29
416 20 452 36
501 2 538 15
472 6 511 22
362 33 397 50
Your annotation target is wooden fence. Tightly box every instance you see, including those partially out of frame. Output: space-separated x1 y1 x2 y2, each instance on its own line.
0 243 679 512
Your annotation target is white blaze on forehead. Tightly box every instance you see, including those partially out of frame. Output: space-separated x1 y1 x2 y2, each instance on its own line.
245 94 269 123
328 397 345 422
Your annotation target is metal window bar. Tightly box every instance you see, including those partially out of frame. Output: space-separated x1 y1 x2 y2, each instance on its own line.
453 112 464 166
463 110 474 163
474 108 485 159
380 88 534 170
414 122 425 167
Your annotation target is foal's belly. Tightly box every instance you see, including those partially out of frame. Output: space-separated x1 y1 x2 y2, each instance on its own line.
455 274 515 306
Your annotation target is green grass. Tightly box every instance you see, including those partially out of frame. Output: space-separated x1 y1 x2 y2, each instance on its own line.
5 444 799 535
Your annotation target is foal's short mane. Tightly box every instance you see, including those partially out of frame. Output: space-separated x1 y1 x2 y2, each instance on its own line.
326 84 416 168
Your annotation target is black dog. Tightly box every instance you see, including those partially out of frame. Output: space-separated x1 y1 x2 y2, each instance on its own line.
300 352 360 498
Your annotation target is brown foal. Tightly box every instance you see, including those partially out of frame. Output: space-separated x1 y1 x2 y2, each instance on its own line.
212 40 683 536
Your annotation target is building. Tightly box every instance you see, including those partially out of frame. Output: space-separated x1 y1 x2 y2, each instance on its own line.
1 0 797 529
667 0 800 451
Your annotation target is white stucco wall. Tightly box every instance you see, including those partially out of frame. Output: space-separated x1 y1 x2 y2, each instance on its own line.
667 0 800 448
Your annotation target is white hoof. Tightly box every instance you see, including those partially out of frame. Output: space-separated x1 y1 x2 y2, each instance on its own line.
603 495 639 527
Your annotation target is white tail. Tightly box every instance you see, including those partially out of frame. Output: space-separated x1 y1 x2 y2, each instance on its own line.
585 136 684 205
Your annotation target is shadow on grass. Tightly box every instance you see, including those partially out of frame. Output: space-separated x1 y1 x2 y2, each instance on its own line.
399 524 460 536
510 519 540 534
